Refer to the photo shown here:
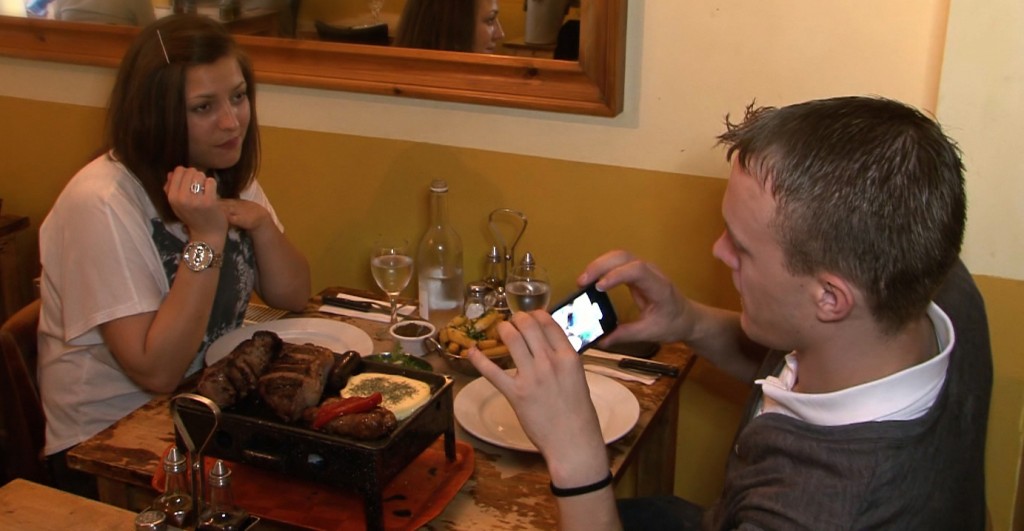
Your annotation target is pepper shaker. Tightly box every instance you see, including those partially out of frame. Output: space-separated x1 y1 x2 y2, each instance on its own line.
197 460 249 531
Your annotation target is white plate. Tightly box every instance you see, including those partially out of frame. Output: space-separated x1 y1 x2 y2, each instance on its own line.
454 370 640 452
205 318 374 365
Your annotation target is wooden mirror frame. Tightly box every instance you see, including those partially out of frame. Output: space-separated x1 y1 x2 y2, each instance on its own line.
0 0 626 116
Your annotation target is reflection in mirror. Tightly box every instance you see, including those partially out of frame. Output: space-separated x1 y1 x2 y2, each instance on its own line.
0 0 625 116
393 0 507 54
13 0 581 59
388 0 576 59
34 0 155 26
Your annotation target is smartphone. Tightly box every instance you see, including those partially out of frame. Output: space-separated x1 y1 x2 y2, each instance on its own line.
549 283 618 353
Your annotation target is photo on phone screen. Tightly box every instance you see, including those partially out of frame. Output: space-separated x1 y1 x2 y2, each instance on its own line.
549 283 617 353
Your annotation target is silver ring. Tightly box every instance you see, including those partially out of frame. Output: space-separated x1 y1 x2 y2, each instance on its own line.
190 182 204 194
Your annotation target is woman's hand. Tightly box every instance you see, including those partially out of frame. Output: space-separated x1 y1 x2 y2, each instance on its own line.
220 198 272 234
164 167 228 239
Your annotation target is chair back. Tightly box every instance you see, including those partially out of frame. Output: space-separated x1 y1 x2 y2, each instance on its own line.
0 299 47 485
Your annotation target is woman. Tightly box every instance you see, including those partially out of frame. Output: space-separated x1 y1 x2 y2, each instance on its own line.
395 0 506 54
37 14 311 495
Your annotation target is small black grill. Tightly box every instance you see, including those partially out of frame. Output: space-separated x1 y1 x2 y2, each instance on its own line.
174 360 456 531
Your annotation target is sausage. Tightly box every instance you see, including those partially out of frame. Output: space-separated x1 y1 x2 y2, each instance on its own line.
326 350 362 393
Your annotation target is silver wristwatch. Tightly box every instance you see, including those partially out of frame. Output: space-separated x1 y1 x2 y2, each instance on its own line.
182 241 223 272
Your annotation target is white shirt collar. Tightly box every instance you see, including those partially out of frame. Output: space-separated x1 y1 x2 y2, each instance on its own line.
755 302 953 426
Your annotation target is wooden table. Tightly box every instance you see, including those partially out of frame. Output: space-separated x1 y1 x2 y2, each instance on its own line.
0 478 136 530
68 289 695 529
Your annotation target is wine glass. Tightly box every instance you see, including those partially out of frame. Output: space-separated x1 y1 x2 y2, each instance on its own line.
370 240 414 323
505 264 551 312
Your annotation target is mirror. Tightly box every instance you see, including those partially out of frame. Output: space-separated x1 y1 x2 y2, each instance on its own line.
0 0 626 116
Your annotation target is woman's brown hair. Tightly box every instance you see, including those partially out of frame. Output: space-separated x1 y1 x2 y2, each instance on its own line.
106 14 260 222
394 0 479 52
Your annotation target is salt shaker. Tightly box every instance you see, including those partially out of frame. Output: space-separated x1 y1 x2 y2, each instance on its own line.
464 281 491 319
197 460 249 531
152 446 194 529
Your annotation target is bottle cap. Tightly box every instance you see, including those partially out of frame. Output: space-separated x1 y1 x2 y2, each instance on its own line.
519 251 536 269
487 245 501 263
134 510 167 531
429 179 448 193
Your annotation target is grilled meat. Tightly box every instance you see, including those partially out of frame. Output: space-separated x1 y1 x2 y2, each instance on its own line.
197 330 283 408
312 398 398 440
258 343 335 422
326 350 362 393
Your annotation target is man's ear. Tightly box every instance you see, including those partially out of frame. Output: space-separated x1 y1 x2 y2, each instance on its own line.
815 273 854 323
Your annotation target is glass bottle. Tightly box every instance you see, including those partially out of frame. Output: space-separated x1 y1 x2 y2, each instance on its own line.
197 460 249 531
482 245 503 291
152 446 194 529
416 179 464 328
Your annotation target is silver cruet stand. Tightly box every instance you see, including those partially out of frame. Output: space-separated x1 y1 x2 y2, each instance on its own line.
487 208 528 316
170 393 222 524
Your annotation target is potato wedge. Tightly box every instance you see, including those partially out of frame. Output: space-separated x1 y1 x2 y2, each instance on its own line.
480 345 509 357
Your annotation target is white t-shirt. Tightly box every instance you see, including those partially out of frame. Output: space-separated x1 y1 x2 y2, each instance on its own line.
755 303 954 426
38 155 281 455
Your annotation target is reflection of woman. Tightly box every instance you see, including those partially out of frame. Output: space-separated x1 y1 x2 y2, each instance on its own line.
53 0 155 26
38 14 310 496
395 0 506 54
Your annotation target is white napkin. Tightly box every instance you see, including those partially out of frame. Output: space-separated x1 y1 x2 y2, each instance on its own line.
318 294 417 323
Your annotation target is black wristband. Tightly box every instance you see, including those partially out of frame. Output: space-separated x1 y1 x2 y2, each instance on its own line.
549 470 613 497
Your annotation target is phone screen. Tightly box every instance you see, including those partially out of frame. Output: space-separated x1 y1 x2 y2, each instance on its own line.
549 283 617 353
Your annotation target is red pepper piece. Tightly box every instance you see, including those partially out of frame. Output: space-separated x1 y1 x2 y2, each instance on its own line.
312 392 383 429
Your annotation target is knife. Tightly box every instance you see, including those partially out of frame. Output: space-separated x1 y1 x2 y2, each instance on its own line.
617 357 680 377
322 293 389 313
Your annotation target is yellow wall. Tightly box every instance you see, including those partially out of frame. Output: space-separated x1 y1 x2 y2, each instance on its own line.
3 96 1023 527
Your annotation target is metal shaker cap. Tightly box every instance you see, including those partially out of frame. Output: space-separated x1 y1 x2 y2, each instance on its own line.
466 281 491 295
163 446 187 473
208 459 232 488
519 251 536 269
134 509 167 531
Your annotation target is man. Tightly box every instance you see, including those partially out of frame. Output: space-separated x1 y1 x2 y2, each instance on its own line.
469 96 991 530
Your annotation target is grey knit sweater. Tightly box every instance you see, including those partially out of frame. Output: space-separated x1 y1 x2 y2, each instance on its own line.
704 260 992 530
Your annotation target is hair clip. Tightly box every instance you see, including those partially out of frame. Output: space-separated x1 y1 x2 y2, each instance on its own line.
157 29 170 64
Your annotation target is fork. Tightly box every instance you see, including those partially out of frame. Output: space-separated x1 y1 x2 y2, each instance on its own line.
244 303 288 324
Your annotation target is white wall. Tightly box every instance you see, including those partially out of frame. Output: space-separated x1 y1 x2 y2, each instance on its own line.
4 0 1017 279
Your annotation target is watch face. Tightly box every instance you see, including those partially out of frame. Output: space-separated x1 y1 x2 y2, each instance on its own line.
184 242 215 272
